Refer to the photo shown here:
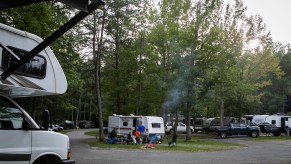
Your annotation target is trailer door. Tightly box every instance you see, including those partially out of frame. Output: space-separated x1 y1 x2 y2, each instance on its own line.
0 96 31 164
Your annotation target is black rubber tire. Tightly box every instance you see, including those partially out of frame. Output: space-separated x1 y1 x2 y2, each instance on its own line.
273 132 281 136
220 132 227 139
251 131 258 138
33 156 62 164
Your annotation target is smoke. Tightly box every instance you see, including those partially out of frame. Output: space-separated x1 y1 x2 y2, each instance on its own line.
162 76 186 121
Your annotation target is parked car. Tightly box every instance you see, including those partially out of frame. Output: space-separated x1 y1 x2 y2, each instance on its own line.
165 122 194 134
214 123 260 139
49 124 64 132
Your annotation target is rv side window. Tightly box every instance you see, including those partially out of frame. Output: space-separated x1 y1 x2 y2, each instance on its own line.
152 123 161 128
1 46 46 79
271 120 276 124
0 97 24 129
195 120 202 125
123 122 128 126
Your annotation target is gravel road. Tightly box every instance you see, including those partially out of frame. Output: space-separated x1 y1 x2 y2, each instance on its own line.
67 129 291 164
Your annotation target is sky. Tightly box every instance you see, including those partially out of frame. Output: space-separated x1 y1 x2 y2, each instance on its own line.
239 0 291 45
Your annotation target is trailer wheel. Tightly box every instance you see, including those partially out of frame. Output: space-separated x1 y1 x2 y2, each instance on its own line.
220 132 227 139
251 131 258 138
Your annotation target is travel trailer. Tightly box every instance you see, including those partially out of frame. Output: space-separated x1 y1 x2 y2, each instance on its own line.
108 115 165 141
0 23 74 163
251 115 291 136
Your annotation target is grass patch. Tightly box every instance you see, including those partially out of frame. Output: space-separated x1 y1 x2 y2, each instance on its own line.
86 131 244 152
85 130 99 136
88 137 245 152
246 136 291 141
58 129 72 134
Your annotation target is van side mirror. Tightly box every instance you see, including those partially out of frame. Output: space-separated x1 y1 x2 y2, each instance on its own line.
41 110 50 130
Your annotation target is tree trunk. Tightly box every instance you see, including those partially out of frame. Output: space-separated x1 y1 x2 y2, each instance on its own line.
137 33 144 115
220 89 224 128
115 11 121 114
185 101 191 140
93 7 106 142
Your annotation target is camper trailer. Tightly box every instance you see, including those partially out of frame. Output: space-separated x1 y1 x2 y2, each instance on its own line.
108 115 165 142
252 115 291 136
0 23 74 163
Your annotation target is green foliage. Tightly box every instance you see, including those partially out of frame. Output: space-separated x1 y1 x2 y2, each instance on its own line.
2 0 291 126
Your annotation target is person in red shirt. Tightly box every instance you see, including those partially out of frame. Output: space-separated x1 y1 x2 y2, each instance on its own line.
134 129 141 144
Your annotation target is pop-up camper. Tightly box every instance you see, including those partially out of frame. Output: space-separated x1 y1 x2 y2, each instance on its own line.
0 23 73 164
108 115 165 141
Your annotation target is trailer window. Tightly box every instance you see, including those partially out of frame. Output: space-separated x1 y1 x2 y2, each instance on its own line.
1 45 46 79
123 122 128 126
271 120 276 124
195 120 202 126
152 123 161 128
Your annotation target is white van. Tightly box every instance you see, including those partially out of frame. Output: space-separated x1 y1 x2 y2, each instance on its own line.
0 23 74 164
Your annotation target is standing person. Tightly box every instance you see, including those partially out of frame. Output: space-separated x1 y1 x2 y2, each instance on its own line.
138 121 145 144
168 133 177 146
134 129 141 144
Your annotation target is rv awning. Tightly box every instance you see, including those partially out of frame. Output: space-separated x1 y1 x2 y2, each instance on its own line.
0 0 90 12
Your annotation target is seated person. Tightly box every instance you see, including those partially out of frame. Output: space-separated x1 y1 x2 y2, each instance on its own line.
108 128 118 144
126 132 136 144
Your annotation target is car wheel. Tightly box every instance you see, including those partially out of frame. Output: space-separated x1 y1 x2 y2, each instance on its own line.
273 132 281 136
251 131 258 138
220 132 227 139
33 156 62 164
170 129 174 135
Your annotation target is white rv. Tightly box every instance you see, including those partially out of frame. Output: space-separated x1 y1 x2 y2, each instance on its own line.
0 23 74 163
252 115 291 136
108 115 165 141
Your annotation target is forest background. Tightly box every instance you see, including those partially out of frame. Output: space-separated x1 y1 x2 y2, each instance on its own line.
1 0 291 140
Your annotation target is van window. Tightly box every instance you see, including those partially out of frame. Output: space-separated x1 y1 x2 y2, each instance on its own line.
152 123 161 128
0 96 24 129
1 45 46 79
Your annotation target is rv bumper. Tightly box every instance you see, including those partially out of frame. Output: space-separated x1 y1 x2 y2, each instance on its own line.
62 159 75 164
